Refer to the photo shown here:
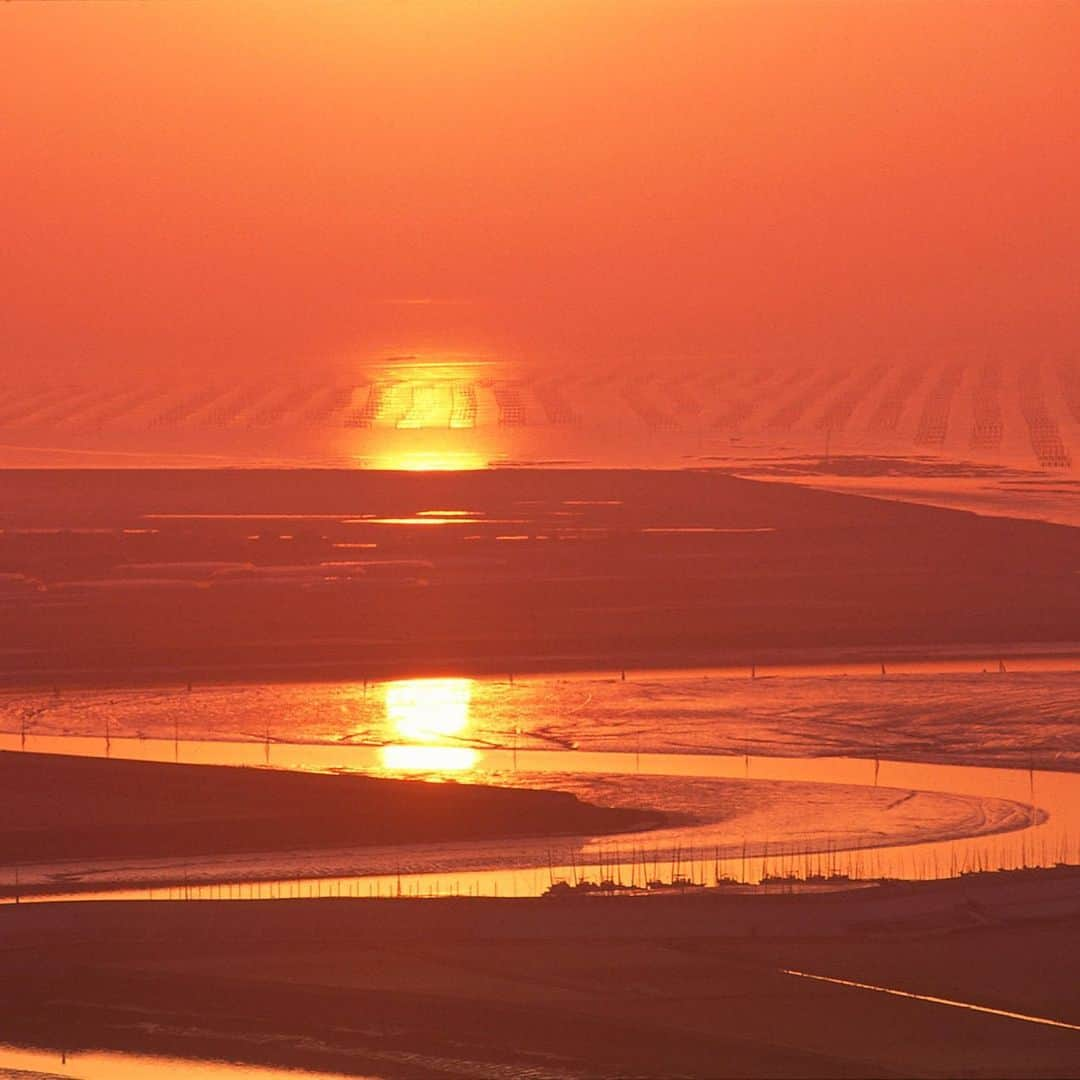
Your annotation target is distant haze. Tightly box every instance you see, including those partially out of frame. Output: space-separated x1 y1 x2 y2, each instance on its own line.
3 1 1078 380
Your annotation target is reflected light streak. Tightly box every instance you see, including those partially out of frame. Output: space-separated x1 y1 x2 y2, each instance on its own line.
364 516 485 526
782 970 1080 1032
0 1042 355 1080
363 449 488 471
379 744 480 772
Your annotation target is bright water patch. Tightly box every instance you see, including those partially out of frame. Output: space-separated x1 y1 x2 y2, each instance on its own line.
0 1043 367 1079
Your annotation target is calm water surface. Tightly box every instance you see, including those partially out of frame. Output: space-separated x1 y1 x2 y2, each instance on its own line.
3 661 1078 770
0 1043 367 1079
1 665 1077 899
3 738 1075 901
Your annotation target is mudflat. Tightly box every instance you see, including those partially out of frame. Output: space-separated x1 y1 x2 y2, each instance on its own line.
2 469 1078 688
0 751 657 870
1 871 1078 1078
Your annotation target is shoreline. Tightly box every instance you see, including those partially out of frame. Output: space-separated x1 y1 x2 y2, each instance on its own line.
5 863 1078 932
0 751 662 882
1 869 1077 1078
1 638 1078 694
0 744 1062 902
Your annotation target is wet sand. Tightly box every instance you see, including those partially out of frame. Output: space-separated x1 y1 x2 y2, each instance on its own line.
1 745 1051 901
0 751 657 873
1 870 1078 1078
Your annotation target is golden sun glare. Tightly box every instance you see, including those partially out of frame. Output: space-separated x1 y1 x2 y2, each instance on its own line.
379 678 479 772
369 449 488 471
385 678 472 739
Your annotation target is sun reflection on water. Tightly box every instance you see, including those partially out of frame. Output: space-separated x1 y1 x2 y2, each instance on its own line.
346 354 500 471
379 677 479 773
362 447 489 471
380 744 479 772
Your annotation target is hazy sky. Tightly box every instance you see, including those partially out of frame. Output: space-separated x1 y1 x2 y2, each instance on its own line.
3 1 1078 377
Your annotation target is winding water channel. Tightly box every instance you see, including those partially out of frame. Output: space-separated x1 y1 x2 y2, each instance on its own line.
2 732 1077 902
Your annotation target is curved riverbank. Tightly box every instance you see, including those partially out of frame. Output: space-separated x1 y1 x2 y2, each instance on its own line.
0 742 1066 902
0 750 659 876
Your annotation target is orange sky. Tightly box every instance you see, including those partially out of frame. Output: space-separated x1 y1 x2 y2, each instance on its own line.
3 1 1078 377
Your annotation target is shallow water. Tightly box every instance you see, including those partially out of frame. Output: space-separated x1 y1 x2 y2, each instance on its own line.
3 662 1079 772
2 360 1078 528
2 665 1077 900
3 735 1075 901
0 1043 367 1079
